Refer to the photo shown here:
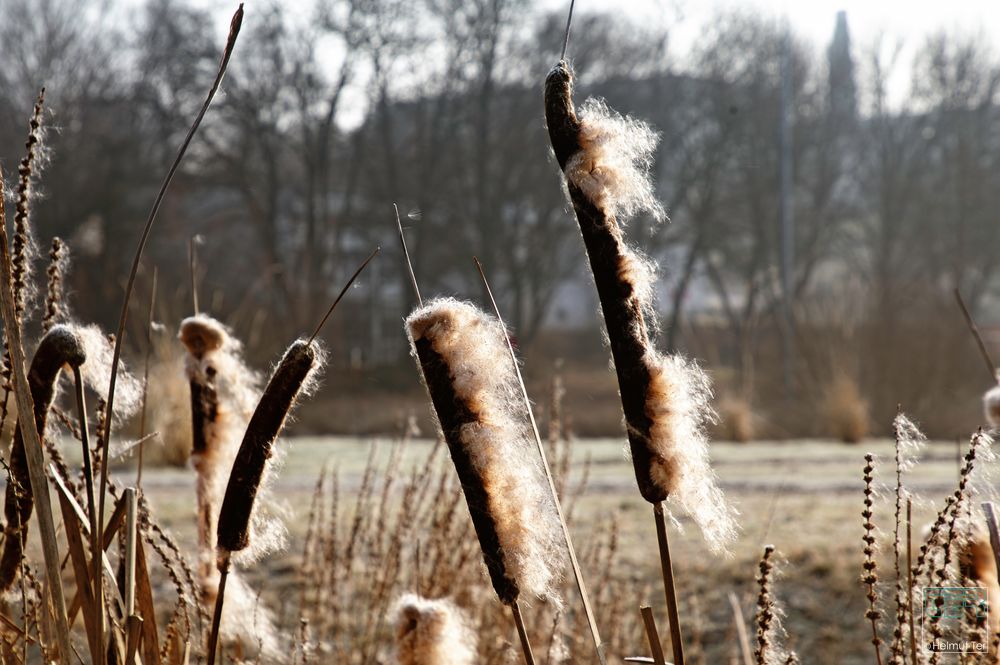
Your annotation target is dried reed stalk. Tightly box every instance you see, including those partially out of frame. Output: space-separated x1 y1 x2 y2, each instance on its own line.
0 89 46 448
94 6 243 644
638 606 666 665
0 183 72 662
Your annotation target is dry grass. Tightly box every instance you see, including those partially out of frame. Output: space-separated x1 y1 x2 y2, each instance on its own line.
823 374 871 444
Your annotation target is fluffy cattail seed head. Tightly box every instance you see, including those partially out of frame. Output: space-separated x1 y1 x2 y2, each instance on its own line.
392 593 477 665
983 385 1000 427
406 298 565 605
216 340 321 556
544 59 736 551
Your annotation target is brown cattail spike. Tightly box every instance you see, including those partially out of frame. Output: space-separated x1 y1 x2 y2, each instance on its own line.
216 340 317 554
406 299 564 606
544 60 734 549
0 325 86 590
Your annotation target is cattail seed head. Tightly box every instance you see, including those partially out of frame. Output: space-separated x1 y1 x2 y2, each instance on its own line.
180 314 260 598
544 60 735 551
392 593 477 665
216 340 321 557
406 298 565 605
0 325 85 590
983 385 1000 428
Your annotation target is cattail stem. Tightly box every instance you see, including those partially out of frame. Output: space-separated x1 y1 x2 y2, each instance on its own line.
907 498 917 665
510 600 536 665
653 502 685 665
639 606 667 665
954 288 997 382
206 553 230 665
474 258 606 664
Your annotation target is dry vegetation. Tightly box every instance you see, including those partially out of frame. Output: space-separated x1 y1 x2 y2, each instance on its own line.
0 5 999 665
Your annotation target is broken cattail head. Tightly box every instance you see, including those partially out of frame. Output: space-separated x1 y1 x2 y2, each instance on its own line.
216 340 321 556
0 325 86 590
983 385 1000 428
180 315 227 360
392 593 477 665
406 298 564 606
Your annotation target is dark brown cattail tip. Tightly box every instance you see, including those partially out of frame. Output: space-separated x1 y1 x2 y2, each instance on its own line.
180 315 228 359
216 340 320 556
544 61 581 170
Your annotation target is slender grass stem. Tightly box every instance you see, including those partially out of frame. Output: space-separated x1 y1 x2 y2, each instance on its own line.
394 204 422 306
954 288 997 382
560 0 576 61
511 600 536 665
653 502 684 665
137 267 157 491
189 236 199 316
308 247 380 344
907 498 917 665
95 7 243 643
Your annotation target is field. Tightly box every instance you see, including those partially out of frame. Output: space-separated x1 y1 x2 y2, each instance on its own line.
126 435 972 664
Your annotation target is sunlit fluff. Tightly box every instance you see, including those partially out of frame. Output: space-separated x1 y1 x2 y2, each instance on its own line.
645 352 737 551
565 97 665 223
392 593 477 665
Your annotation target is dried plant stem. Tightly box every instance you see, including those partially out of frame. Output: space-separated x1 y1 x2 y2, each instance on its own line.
474 258 606 664
0 178 71 662
982 503 1000 583
206 553 230 665
754 545 776 665
907 498 917 665
654 503 684 665
954 288 997 382
728 591 754 665
394 204 422 306
510 600 536 665
560 0 576 61
639 606 667 665
307 247 380 344
95 5 243 638
137 267 157 491
862 454 884 665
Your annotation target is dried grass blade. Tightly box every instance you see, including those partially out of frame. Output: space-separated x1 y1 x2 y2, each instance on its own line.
95 5 244 641
639 606 667 665
0 165 71 664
